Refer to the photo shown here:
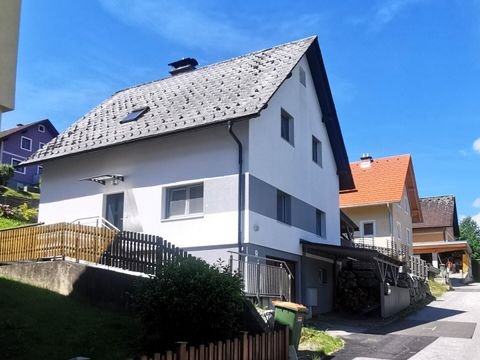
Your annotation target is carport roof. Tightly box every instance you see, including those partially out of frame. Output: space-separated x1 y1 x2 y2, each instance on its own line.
300 239 404 266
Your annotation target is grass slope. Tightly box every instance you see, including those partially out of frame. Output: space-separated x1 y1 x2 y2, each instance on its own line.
428 279 449 299
0 278 141 360
0 185 40 200
299 327 344 359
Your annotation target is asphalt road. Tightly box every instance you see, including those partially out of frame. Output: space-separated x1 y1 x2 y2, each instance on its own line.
322 276 480 360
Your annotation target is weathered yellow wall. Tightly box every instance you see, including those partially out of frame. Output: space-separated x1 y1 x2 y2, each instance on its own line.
0 0 21 113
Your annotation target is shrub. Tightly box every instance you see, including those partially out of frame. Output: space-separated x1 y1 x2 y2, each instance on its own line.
137 257 244 351
0 165 14 186
14 203 38 222
0 204 16 218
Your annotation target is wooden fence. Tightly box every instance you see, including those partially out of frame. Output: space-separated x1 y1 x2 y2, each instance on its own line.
408 256 428 279
0 223 190 275
134 328 289 360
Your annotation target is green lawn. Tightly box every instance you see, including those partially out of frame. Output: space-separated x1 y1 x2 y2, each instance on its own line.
0 278 142 360
0 217 30 229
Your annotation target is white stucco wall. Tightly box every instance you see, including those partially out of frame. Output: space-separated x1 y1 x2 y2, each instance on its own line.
247 56 341 256
39 122 248 249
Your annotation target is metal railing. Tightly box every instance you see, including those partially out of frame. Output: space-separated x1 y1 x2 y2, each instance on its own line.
70 216 119 231
352 237 409 262
408 256 428 279
228 252 293 302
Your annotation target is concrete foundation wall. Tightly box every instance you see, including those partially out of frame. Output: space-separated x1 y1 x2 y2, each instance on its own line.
0 261 147 310
381 284 411 318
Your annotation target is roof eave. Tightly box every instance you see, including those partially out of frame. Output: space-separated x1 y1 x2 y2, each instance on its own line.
21 114 257 167
305 39 354 191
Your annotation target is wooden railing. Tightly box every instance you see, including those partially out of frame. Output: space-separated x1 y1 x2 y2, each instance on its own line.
134 328 289 360
0 223 190 275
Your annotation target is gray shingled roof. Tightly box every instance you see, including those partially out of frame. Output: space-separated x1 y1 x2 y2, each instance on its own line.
413 195 460 236
23 36 316 165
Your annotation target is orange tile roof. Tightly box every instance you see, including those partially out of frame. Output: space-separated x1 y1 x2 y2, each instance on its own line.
339 155 412 207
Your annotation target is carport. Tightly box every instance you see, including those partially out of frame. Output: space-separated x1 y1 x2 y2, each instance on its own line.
300 240 405 317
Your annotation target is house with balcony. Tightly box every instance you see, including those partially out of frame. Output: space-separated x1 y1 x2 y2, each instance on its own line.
339 154 423 260
22 36 356 313
0 120 58 188
412 195 472 281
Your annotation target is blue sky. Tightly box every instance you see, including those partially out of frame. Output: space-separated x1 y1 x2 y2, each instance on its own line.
5 0 480 223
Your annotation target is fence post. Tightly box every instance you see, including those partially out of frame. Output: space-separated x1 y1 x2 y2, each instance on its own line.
284 326 290 359
176 342 188 360
241 331 248 360
229 254 234 273
256 260 261 300
61 224 66 261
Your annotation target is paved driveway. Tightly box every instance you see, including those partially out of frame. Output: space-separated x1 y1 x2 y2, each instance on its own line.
319 278 480 360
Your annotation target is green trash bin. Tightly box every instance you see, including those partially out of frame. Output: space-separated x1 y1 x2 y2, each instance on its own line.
272 301 308 350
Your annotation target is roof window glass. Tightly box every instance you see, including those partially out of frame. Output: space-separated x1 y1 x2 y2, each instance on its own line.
120 107 149 124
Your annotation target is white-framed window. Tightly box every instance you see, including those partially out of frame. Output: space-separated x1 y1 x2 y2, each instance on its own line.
37 166 43 175
20 136 32 151
361 220 375 238
11 158 25 174
39 142 46 149
38 124 45 133
312 136 322 167
277 190 291 225
316 209 326 237
406 228 411 245
280 109 294 146
397 222 402 241
299 66 306 87
165 183 204 219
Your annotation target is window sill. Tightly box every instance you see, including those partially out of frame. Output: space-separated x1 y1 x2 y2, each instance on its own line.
276 220 292 227
281 137 295 147
161 214 204 223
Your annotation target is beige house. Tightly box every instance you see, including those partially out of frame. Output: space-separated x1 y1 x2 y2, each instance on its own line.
0 0 21 125
339 154 423 257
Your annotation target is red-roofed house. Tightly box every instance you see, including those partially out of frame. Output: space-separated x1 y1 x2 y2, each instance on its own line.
340 154 423 256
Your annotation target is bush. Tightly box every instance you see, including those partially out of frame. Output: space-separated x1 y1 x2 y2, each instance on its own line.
0 204 16 218
0 165 14 186
14 203 38 222
137 257 244 351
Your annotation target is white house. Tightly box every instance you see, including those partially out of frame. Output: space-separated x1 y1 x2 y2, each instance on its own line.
23 36 355 313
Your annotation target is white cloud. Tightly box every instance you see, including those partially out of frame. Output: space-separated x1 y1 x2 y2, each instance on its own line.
355 0 427 31
99 0 324 55
459 214 467 222
473 138 480 153
473 198 480 208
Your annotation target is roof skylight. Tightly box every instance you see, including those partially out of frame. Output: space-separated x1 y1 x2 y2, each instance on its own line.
120 107 149 124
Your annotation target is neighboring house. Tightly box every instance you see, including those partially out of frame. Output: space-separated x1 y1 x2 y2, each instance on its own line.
0 120 59 188
0 0 21 125
22 36 355 313
412 195 471 275
339 154 423 257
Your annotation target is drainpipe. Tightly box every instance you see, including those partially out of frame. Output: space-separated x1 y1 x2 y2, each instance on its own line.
228 121 244 266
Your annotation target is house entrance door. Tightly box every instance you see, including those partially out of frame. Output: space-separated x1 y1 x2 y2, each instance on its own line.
105 193 124 230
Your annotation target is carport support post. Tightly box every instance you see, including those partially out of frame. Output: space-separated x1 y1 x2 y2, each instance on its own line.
332 255 337 309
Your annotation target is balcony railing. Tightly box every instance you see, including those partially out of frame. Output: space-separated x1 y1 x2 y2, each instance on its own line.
352 237 409 262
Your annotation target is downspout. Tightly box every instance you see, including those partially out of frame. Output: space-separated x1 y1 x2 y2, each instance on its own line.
228 121 244 267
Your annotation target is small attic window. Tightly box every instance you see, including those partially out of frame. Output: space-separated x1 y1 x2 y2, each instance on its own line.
120 107 149 124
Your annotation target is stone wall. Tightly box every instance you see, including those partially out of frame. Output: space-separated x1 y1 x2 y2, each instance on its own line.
0 261 148 310
397 272 429 305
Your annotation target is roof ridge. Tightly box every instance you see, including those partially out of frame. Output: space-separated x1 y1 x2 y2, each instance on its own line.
350 153 411 165
113 36 317 96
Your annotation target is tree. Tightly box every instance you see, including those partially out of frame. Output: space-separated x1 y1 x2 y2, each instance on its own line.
460 217 480 259
0 164 14 186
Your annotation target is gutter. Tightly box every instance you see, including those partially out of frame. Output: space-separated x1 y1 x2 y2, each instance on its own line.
228 121 244 266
